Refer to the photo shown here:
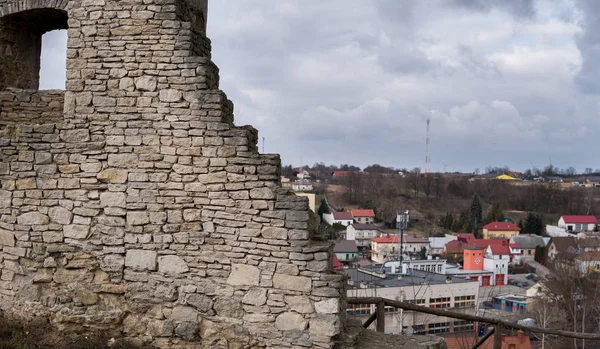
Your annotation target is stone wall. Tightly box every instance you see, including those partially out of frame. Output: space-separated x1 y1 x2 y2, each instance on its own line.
0 88 64 125
0 0 346 348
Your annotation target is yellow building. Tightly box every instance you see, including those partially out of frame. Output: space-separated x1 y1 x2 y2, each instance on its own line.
482 222 521 239
280 176 291 188
495 174 519 181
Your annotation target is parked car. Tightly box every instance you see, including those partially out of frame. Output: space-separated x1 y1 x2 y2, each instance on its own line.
482 300 493 308
509 280 520 286
525 273 536 280
517 281 530 288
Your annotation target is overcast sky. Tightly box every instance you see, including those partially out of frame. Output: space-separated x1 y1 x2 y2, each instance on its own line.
40 0 600 173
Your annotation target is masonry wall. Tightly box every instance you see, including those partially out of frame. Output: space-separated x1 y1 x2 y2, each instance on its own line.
0 89 64 125
0 0 346 348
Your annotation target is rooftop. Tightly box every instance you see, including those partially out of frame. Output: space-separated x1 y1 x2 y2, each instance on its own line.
344 266 474 289
332 211 354 221
351 209 375 217
561 215 598 224
334 240 358 253
371 235 429 244
350 223 381 230
483 221 520 231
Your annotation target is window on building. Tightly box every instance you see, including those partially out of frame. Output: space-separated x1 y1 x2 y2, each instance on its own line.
454 295 476 307
453 320 475 333
427 322 450 334
347 304 371 316
407 299 426 306
429 297 451 308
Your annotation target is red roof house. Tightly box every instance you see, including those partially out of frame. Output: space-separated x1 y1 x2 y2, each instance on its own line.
561 215 598 224
455 233 476 244
332 211 354 221
482 222 520 239
351 209 375 217
351 209 376 224
559 215 598 232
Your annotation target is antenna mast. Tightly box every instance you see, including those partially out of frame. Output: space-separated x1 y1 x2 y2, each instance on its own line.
425 119 431 174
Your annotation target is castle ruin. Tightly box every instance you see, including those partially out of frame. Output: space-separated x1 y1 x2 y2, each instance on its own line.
0 0 346 347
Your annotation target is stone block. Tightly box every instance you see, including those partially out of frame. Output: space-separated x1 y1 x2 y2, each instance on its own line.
249 187 276 199
315 298 339 314
64 225 90 239
261 227 287 240
159 89 183 102
135 76 158 91
97 169 128 183
169 305 198 322
0 229 15 247
285 296 314 314
158 255 189 274
61 129 90 142
242 288 267 306
17 212 49 225
108 154 139 168
227 264 260 286
127 211 150 226
275 312 307 331
48 206 73 225
273 274 311 292
100 192 127 208
309 315 341 337
186 294 213 312
43 231 64 243
125 250 157 271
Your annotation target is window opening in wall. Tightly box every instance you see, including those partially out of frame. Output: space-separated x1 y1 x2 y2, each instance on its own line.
40 30 67 90
0 8 68 90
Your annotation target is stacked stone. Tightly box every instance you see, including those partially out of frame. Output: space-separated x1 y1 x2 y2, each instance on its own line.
0 0 346 348
0 89 64 125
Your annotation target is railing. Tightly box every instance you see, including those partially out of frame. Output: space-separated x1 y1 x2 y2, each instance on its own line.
348 297 600 349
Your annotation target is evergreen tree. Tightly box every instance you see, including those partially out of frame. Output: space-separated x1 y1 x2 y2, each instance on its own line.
419 246 428 259
470 194 483 236
523 213 544 236
518 219 524 231
485 202 504 224
317 199 330 220
445 213 454 230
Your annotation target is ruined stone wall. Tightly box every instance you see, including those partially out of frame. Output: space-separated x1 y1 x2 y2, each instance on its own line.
0 0 346 348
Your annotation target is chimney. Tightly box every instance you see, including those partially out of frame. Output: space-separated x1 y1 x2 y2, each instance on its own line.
502 334 506 342
517 330 524 344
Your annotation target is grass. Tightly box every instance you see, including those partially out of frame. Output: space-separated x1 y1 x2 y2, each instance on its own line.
0 318 151 349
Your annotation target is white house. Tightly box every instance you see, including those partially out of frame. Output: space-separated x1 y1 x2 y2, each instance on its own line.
346 224 382 250
291 180 313 192
370 235 430 263
351 209 375 224
322 211 354 227
558 215 597 232
429 235 458 256
295 168 310 179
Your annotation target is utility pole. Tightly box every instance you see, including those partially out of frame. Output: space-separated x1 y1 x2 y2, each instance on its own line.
262 137 265 153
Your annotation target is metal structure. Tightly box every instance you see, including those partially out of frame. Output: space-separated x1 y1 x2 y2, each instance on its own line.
396 210 409 265
425 119 431 174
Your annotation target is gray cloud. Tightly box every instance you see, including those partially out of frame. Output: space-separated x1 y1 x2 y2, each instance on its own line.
450 0 536 18
35 1 598 172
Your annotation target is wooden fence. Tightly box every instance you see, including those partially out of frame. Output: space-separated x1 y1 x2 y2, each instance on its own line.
348 296 600 349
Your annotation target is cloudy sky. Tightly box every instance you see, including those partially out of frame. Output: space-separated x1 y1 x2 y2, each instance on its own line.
40 0 600 173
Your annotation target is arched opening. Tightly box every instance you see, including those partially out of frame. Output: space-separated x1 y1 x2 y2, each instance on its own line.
0 8 68 90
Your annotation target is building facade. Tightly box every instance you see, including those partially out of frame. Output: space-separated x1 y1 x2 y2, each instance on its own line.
482 222 520 239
